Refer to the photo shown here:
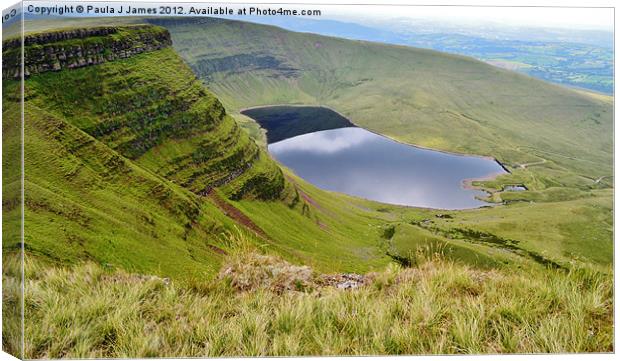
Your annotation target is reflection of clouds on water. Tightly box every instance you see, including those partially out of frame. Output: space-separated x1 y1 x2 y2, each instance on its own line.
268 127 506 209
269 128 374 155
345 170 452 208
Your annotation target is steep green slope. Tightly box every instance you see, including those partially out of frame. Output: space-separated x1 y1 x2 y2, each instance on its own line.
20 40 284 200
155 18 612 196
2 25 289 279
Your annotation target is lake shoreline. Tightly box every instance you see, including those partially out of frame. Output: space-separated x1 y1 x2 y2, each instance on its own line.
268 126 507 209
239 103 512 192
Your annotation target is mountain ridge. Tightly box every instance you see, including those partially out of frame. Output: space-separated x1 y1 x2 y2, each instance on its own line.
3 24 289 280
3 25 172 78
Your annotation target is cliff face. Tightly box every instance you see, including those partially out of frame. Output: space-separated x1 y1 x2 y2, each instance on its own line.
8 24 285 201
2 25 172 79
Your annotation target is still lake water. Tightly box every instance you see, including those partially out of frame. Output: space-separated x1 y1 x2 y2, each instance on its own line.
269 127 506 209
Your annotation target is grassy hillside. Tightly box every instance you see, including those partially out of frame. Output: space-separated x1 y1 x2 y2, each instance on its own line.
6 250 612 358
2 43 24 358
22 46 283 200
1 25 290 280
155 18 612 196
236 169 612 270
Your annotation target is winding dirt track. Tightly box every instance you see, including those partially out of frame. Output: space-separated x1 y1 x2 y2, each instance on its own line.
517 159 547 169
594 175 612 184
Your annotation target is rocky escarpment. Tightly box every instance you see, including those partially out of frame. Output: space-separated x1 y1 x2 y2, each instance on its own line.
16 24 285 202
2 25 172 79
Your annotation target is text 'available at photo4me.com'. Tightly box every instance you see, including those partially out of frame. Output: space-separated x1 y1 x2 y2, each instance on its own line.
11 2 322 19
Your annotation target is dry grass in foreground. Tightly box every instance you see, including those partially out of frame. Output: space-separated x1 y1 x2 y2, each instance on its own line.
4 251 613 358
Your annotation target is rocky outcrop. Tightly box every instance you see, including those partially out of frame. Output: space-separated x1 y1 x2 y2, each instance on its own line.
2 25 172 79
3 27 120 48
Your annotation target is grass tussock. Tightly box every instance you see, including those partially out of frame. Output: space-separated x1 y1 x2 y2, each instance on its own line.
219 253 315 293
9 252 613 358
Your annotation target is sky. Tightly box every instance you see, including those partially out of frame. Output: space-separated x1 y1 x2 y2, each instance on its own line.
270 0 614 31
323 5 614 31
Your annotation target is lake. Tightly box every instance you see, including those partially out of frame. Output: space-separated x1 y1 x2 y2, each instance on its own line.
243 106 507 209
